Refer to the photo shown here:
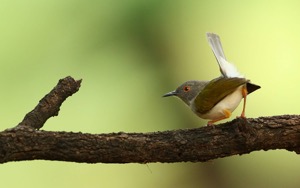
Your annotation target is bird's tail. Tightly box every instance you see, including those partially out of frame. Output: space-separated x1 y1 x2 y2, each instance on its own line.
206 33 242 78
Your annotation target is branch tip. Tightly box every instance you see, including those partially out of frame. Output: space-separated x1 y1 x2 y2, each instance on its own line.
17 76 82 130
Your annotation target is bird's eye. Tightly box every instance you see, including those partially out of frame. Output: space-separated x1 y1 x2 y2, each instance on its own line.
183 86 191 92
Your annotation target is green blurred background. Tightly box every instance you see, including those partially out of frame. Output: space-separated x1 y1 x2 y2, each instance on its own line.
1 0 300 187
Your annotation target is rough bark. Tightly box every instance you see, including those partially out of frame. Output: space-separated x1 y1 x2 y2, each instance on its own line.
0 76 299 164
17 76 81 130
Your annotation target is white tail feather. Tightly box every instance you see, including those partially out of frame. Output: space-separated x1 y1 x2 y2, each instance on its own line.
206 33 243 78
219 57 243 78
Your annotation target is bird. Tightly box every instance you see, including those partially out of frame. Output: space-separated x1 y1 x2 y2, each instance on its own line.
163 33 260 125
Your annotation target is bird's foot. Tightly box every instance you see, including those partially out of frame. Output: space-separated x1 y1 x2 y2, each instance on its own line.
238 112 247 119
207 121 216 129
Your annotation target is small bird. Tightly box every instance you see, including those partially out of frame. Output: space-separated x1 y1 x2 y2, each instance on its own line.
163 33 260 125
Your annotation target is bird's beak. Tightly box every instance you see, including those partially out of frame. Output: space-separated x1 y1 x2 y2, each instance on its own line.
162 90 177 97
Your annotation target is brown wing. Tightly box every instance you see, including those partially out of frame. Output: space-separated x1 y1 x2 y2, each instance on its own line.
194 77 248 114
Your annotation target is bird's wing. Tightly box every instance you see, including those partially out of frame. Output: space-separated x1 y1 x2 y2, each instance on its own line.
194 77 248 114
206 33 242 78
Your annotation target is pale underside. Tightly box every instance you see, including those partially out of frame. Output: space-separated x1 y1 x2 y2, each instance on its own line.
191 85 244 120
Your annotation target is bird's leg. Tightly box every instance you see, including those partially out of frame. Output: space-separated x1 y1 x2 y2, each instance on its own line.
207 109 231 126
240 85 248 119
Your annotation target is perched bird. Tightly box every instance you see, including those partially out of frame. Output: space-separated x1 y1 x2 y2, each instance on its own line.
163 33 260 125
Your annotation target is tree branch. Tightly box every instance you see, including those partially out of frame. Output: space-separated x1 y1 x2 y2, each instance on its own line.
17 76 81 130
1 76 299 164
